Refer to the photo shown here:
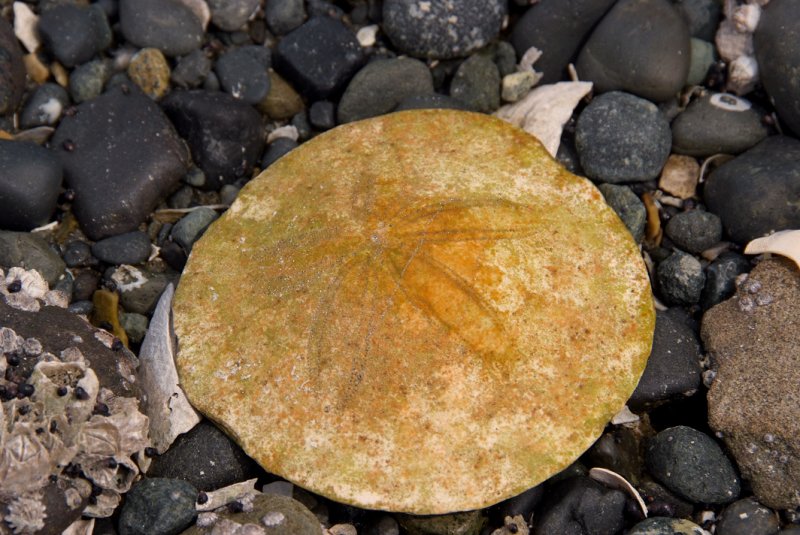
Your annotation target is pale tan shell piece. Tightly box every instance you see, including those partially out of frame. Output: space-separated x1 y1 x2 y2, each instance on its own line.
173 110 655 514
744 229 800 268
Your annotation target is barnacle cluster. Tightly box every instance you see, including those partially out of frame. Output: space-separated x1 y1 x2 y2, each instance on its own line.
1 268 150 534
715 0 771 95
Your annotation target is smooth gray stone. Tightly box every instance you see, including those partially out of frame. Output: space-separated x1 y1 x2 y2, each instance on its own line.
20 83 70 129
598 183 646 242
0 140 62 231
449 54 501 113
673 0 722 40
657 250 705 305
664 209 722 254
207 0 259 31
118 478 198 535
170 207 219 253
716 498 780 535
119 0 204 57
265 0 306 35
0 17 25 115
215 45 271 104
91 231 152 265
0 231 65 286
38 4 112 67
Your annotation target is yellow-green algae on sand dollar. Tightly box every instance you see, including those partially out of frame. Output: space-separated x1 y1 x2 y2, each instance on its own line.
172 110 655 514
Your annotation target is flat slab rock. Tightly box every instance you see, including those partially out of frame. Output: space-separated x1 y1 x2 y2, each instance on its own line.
701 257 800 510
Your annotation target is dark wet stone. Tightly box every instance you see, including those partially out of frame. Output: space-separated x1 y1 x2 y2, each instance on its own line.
291 110 312 141
337 57 434 123
170 207 219 253
159 241 187 272
673 0 722 41
120 311 148 344
309 100 335 130
68 59 111 103
207 0 260 31
91 231 152 265
755 0 800 136
449 54 501 113
645 426 740 504
628 516 707 535
19 83 70 129
0 231 65 286
491 485 543 526
38 4 112 68
687 37 716 86
274 16 365 100
657 250 705 305
576 0 690 102
704 136 800 244
629 309 702 409
147 421 262 491
598 184 646 242
664 209 722 254
671 93 769 157
716 498 780 535
510 0 617 83
489 41 518 78
0 140 62 231
394 93 469 112
575 91 672 183
0 17 25 116
171 50 212 89
535 476 626 535
119 0 204 57
215 45 271 104
118 478 198 535
62 241 95 268
261 137 298 168
383 0 506 60
51 86 190 240
265 0 307 35
162 90 263 191
113 268 174 315
72 270 100 302
700 252 750 310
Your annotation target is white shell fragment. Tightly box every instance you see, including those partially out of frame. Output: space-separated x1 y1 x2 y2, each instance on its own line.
13 2 40 53
611 405 640 426
744 230 800 268
495 81 593 157
138 284 200 453
197 478 259 512
589 467 648 518
356 25 379 48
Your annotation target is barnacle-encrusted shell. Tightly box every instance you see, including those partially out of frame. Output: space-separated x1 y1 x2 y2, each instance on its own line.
173 110 655 513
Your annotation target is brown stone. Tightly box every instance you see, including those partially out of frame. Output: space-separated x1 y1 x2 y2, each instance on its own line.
702 258 800 509
173 110 655 513
659 154 700 200
128 48 171 100
258 70 304 119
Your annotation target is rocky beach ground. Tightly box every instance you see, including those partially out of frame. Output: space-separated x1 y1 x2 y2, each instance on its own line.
1 0 799 534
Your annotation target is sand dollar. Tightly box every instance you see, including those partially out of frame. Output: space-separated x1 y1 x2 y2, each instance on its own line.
173 110 655 514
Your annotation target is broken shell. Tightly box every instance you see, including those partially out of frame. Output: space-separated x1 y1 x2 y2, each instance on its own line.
744 229 800 268
589 467 648 518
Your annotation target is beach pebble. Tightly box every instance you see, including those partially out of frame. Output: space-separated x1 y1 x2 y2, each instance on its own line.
147 421 262 491
396 510 486 535
395 93 469 112
754 0 800 135
658 155 700 200
171 49 211 89
62 240 95 268
510 0 617 83
72 270 100 301
687 38 717 86
265 0 307 35
598 184 646 243
716 498 780 535
68 59 111 103
162 90 263 190
0 17 25 115
118 478 198 535
128 48 171 100
309 100 335 130
534 476 626 535
0 231 65 286
672 93 768 157
120 311 148 344
215 45 271 104
113 266 174 314
449 54 500 113
337 57 434 123
575 91 671 183
673 0 721 41
171 207 219 253
657 250 705 305
181 493 321 535
274 16 364 99
628 309 702 409
628 517 707 535
258 70 304 120
576 0 690 102
0 140 62 231
51 86 190 240
91 231 151 265
37 4 112 68
207 0 259 32
382 0 506 60
19 82 70 128
700 252 750 310
261 137 298 169
119 0 204 57
665 209 722 254
704 136 800 244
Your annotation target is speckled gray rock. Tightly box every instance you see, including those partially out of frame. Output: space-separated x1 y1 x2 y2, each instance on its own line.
383 0 506 60
716 498 780 535
119 478 198 535
702 258 800 510
510 0 617 83
664 210 722 254
37 4 112 67
265 0 307 35
645 426 740 504
673 0 721 41
0 140 62 231
657 250 705 305
119 0 204 57
207 0 259 31
598 184 646 242
0 231 65 286
629 309 702 409
19 83 70 129
171 50 212 89
754 0 800 135
0 17 25 116
575 91 672 183
397 510 486 535
576 0 690 102
91 231 152 265
113 267 174 315
704 136 800 244
68 59 111 103
672 94 769 157
215 45 271 104
449 54 501 113
120 311 148 344
701 252 750 310
628 517 707 535
534 476 626 535
171 207 219 253
338 58 434 123
687 38 716 86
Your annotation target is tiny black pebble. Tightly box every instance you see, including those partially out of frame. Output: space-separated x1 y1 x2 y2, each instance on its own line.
74 386 90 400
63 462 82 478
228 501 244 513
49 474 59 483
6 352 20 366
111 339 124 351
93 402 110 416
50 420 58 433
88 495 97 505
18 383 35 397
91 484 103 496
197 491 208 505
7 280 22 293
61 188 76 202
18 404 31 415
107 458 118 469
98 321 113 332
508 524 519 534
144 446 158 457
36 427 45 434
62 139 76 152
57 385 69 396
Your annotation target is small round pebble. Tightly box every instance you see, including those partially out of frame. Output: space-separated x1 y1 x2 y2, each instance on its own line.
171 50 212 89
215 45 271 104
207 0 259 31
19 82 70 129
394 93 469 112
664 210 722 254
700 252 750 310
716 497 780 535
62 241 95 268
91 231 152 265
674 0 722 40
449 54 501 113
657 250 706 305
309 100 335 131
0 18 25 115
645 425 740 504
628 516 707 535
128 48 171 100
598 184 646 243
261 137 298 169
119 0 204 57
37 4 112 68
575 91 672 183
0 140 63 231
119 311 149 344
687 38 717 86
171 208 219 253
265 0 307 35
69 59 111 103
118 478 198 535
